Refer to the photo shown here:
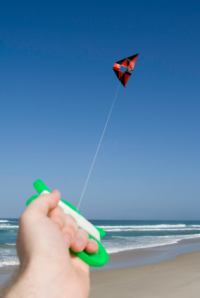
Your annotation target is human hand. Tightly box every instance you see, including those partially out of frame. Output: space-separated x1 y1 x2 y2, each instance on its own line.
14 190 98 298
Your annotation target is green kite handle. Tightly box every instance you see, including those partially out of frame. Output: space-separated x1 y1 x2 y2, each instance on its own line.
26 180 109 267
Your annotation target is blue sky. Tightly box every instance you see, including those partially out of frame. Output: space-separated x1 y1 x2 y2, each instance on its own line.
0 0 200 219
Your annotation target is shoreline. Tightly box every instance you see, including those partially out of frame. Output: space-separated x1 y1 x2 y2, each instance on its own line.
96 236 200 271
1 238 200 296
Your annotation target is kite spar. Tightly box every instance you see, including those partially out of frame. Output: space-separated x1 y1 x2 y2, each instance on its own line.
77 53 139 210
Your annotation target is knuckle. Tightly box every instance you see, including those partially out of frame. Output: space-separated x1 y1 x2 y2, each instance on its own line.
20 209 35 225
65 215 78 230
79 229 88 239
63 226 76 240
66 214 77 224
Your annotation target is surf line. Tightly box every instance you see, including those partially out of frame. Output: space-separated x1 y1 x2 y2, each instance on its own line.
77 85 120 210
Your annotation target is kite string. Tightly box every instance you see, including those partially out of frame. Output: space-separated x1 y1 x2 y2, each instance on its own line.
77 85 120 210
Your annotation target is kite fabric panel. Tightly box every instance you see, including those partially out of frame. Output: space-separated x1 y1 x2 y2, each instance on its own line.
113 54 139 87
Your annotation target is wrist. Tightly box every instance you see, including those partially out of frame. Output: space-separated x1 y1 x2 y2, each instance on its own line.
22 254 74 284
6 256 76 298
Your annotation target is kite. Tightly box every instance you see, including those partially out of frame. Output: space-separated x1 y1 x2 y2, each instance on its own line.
113 53 139 87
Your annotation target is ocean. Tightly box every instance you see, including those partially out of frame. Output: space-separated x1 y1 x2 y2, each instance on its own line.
1 219 200 268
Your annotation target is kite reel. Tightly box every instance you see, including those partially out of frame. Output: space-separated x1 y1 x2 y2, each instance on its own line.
26 179 109 267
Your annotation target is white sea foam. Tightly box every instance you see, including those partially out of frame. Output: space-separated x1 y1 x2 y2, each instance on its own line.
0 224 18 229
5 243 16 246
103 234 200 254
99 224 200 232
100 224 186 229
0 258 19 268
0 220 9 223
104 227 200 232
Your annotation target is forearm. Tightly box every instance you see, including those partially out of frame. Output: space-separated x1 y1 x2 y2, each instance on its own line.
5 257 88 298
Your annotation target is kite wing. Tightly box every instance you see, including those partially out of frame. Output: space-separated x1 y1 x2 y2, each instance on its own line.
113 54 139 87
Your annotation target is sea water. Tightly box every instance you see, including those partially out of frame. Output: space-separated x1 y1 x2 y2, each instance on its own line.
0 219 19 267
1 219 200 268
94 220 200 254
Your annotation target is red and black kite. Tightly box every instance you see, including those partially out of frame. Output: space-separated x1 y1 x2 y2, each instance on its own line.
113 54 139 87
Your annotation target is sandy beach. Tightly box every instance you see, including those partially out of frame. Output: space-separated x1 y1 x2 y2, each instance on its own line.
1 248 200 297
91 251 200 298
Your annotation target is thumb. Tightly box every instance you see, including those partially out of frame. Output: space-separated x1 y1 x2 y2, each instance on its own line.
27 190 61 216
